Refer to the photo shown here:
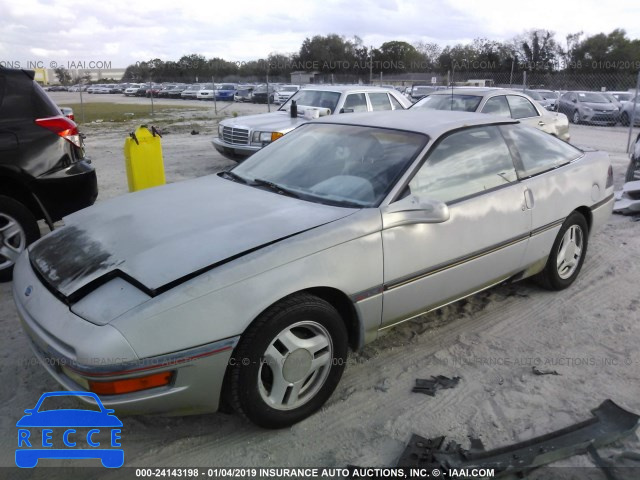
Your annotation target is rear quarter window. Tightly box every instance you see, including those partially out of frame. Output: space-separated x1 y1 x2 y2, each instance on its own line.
501 124 582 178
32 81 61 118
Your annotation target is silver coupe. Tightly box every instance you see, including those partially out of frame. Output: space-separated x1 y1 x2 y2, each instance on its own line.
13 110 614 428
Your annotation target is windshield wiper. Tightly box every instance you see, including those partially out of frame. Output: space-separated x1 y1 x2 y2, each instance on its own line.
221 170 250 184
252 178 300 198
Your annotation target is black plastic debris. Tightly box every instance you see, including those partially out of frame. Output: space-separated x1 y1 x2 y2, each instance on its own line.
412 375 461 396
191 130 200 135
396 400 639 478
532 366 560 376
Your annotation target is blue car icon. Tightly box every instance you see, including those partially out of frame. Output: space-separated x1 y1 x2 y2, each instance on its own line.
16 391 123 468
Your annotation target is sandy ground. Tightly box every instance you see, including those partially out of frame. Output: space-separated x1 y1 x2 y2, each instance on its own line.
1 99 639 479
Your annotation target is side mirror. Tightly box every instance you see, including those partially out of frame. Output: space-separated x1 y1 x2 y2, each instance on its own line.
382 195 450 229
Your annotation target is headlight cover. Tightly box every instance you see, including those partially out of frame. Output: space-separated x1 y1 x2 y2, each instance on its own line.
70 278 151 326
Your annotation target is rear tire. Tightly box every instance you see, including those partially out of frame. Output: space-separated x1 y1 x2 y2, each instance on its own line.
536 212 588 291
227 293 348 428
571 110 580 124
621 112 630 127
0 196 40 282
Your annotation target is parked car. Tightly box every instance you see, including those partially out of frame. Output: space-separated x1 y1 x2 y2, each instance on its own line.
273 85 299 104
196 83 215 100
525 89 557 111
181 84 204 99
625 132 640 182
620 95 640 127
166 85 188 98
158 85 180 97
45 86 68 92
124 84 143 96
59 107 75 121
215 83 237 101
409 85 439 101
213 85 411 160
557 91 619 125
234 87 254 102
252 84 279 104
411 88 570 141
609 91 633 106
0 68 98 281
13 109 613 428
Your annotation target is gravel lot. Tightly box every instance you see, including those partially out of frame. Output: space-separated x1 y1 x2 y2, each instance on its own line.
1 95 639 479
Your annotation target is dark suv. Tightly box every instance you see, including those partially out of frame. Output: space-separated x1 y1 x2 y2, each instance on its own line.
0 68 98 281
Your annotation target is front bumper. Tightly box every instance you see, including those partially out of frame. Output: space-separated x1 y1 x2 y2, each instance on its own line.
212 137 261 159
13 252 238 416
582 111 619 124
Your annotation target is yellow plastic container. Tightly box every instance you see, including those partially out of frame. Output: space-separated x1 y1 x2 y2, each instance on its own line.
124 126 166 192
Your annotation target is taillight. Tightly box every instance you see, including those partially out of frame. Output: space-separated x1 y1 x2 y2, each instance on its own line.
35 115 82 148
89 371 174 395
606 165 613 188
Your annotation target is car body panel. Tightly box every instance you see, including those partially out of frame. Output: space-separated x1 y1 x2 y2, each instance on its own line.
28 174 357 300
13 110 613 416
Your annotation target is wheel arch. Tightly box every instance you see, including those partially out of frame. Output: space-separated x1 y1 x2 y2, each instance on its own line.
574 206 592 234
0 174 43 220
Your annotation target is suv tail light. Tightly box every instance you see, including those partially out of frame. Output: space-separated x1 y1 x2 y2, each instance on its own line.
606 165 613 188
35 115 82 148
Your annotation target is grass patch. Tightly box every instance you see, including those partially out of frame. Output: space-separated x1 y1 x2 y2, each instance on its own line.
61 103 212 124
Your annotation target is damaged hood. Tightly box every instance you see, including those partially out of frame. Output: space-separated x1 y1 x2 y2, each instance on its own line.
29 175 356 301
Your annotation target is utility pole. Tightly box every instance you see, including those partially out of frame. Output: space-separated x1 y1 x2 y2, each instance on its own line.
369 46 373 85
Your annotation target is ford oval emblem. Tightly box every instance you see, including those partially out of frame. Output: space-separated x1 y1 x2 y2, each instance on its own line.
24 286 33 297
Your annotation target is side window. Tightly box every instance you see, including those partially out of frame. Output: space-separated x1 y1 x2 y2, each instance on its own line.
369 92 392 111
408 126 517 204
506 95 539 119
481 95 510 117
501 124 582 177
389 94 404 110
342 93 368 113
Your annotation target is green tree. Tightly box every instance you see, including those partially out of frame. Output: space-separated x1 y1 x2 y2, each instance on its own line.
54 67 72 85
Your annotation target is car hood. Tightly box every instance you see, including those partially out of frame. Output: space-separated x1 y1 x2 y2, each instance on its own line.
220 111 308 132
28 175 356 302
584 102 616 110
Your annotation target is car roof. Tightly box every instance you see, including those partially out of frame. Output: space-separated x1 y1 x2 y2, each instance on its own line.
427 87 527 96
299 85 400 93
311 109 517 138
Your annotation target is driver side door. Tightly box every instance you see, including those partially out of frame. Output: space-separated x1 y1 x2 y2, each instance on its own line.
380 125 532 329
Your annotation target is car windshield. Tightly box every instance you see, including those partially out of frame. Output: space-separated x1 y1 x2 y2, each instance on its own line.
230 123 428 208
280 90 341 113
202 83 214 89
37 395 101 412
540 91 559 99
613 93 631 101
219 84 235 90
412 86 435 95
412 94 483 112
525 90 543 100
281 86 298 92
577 92 608 103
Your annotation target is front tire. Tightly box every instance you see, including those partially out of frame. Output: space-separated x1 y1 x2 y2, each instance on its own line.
0 196 40 282
227 293 348 428
536 212 588 291
571 110 580 124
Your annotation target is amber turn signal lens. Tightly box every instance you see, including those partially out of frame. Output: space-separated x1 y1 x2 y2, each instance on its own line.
89 371 173 395
271 132 284 142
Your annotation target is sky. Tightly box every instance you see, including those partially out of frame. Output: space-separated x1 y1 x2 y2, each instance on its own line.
1 0 639 68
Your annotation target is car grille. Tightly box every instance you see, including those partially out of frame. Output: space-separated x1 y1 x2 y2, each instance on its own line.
222 126 249 145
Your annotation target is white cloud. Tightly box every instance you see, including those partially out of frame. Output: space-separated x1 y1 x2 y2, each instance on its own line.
0 0 638 67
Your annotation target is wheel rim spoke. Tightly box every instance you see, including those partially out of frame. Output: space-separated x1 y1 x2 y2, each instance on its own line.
556 225 583 279
258 320 334 411
0 244 21 263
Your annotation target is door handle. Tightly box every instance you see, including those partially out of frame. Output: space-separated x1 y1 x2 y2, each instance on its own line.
524 189 534 209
